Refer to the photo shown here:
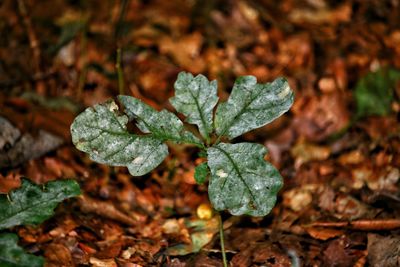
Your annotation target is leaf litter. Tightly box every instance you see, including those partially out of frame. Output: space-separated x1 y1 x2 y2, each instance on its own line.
1 0 400 266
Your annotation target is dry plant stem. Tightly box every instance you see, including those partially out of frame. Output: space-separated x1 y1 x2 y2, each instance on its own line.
77 31 88 99
114 0 130 40
17 0 41 72
218 213 228 267
116 48 125 95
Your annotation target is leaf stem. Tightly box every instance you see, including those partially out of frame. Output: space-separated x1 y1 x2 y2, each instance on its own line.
218 213 228 267
116 47 125 95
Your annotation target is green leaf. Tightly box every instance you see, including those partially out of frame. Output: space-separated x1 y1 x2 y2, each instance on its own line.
48 21 86 55
207 143 283 216
118 95 202 146
215 76 294 139
0 233 44 267
355 67 400 118
194 162 209 184
71 101 168 176
170 72 219 142
0 179 80 230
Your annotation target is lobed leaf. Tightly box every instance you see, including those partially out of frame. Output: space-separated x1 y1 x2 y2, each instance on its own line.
215 76 294 139
118 95 202 146
170 72 219 142
0 179 80 230
0 233 44 267
70 101 168 176
207 143 283 216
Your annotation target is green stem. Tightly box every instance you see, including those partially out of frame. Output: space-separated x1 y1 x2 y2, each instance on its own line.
116 47 125 95
218 213 228 267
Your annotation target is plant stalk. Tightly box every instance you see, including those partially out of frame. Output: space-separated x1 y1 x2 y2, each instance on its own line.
218 213 228 267
116 47 125 95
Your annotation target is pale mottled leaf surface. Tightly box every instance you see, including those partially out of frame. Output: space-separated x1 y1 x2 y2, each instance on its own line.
0 233 44 267
215 76 294 139
0 179 80 230
170 72 218 141
207 143 283 216
118 95 202 146
70 101 168 176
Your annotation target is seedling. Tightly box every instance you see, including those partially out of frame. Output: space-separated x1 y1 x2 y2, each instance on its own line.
71 72 294 265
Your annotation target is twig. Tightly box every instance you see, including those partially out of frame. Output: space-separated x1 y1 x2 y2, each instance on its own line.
77 30 88 99
17 0 41 72
306 219 400 231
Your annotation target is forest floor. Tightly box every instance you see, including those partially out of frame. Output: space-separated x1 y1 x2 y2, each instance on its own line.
1 0 400 266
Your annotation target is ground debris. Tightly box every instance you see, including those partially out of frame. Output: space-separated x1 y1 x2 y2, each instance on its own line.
0 116 63 168
1 0 400 265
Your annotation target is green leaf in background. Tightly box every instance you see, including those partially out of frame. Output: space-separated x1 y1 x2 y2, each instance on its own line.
118 95 202 146
207 143 283 216
194 162 209 184
170 72 219 142
215 76 294 140
0 233 44 267
48 21 86 55
70 101 168 176
355 67 400 118
0 179 80 230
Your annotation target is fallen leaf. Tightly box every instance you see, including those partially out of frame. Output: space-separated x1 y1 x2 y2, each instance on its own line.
305 227 344 240
89 257 118 267
78 195 137 226
368 234 400 267
0 117 63 169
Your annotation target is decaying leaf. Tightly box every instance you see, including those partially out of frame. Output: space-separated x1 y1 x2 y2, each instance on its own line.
368 234 400 267
166 216 219 256
0 117 63 169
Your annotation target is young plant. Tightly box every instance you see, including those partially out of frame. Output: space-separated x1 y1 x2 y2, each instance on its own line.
70 72 294 261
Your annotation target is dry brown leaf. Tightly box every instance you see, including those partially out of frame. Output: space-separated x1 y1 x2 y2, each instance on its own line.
305 227 344 240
